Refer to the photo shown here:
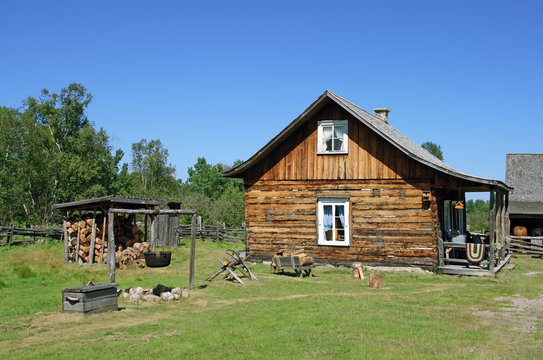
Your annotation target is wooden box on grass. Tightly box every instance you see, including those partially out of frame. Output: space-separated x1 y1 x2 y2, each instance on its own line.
62 283 119 314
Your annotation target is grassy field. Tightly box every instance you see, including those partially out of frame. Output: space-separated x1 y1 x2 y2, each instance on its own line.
1 240 542 359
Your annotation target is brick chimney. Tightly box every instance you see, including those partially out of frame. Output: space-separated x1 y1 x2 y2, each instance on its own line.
373 108 390 123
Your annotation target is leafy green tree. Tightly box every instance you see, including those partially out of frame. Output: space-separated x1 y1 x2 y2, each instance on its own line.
421 141 444 161
128 139 179 198
466 199 490 232
186 157 243 200
184 158 244 226
0 84 125 225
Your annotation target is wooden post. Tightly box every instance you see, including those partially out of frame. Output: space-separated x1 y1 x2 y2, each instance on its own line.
99 211 107 264
150 214 157 252
500 192 509 260
108 211 115 283
489 191 496 272
215 222 219 242
7 223 14 245
505 192 510 254
63 217 69 264
437 229 444 268
76 218 81 264
144 214 148 243
89 209 97 266
189 213 196 290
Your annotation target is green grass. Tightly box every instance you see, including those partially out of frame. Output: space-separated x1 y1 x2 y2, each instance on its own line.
1 241 542 359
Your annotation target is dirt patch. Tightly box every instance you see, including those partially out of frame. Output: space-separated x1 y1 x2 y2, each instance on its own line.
475 294 543 334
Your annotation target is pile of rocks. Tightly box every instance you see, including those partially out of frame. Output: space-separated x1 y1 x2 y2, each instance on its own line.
120 285 189 304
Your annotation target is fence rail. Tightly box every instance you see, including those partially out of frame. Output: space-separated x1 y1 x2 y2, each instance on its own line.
0 225 63 246
177 222 245 244
510 236 543 257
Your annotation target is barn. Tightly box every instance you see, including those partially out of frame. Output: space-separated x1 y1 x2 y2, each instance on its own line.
505 153 543 237
223 90 511 274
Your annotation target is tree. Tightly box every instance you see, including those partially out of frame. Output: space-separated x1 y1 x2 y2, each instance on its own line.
128 139 179 198
184 158 245 226
0 84 125 225
421 141 444 161
466 199 490 232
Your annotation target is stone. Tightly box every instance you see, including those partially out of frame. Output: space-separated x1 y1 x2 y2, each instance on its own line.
129 293 141 302
171 287 181 295
181 291 190 299
134 287 143 294
161 292 174 301
143 294 160 303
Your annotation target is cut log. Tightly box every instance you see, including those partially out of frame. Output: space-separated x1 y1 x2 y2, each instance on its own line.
369 274 382 289
351 262 364 280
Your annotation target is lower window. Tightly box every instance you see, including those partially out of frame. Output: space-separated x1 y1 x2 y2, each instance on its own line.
318 198 350 246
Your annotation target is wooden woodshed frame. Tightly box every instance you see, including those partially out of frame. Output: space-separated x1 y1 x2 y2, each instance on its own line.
53 196 198 289
223 90 512 276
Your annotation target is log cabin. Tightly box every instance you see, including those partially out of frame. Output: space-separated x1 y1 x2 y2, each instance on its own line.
223 91 511 274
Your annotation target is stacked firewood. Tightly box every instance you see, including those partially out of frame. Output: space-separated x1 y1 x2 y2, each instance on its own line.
116 242 150 268
276 247 314 266
65 213 148 266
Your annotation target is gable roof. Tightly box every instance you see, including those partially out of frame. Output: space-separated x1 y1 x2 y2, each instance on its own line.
506 153 543 204
223 90 510 191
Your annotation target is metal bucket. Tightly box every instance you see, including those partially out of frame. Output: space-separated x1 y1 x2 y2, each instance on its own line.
144 251 171 267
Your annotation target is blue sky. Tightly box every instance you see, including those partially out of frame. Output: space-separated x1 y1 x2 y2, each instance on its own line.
1 0 542 191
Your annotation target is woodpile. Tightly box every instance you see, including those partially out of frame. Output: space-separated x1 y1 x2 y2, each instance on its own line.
64 213 148 266
116 242 150 268
276 247 314 266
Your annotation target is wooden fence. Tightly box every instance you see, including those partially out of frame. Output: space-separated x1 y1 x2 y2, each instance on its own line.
509 236 543 257
177 220 245 244
0 225 63 246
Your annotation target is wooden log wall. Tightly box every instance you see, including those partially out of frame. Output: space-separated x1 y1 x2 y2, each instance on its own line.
245 179 439 269
244 102 437 183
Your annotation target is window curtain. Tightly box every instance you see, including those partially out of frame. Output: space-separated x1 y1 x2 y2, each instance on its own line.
323 126 333 151
323 205 333 240
337 205 345 229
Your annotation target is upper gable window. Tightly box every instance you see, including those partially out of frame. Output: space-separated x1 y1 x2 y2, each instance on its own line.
317 120 348 154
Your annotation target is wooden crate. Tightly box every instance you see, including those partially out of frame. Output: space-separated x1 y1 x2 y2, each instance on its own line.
62 283 119 314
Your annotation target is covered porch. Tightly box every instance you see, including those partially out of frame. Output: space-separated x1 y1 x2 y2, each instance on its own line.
435 183 511 276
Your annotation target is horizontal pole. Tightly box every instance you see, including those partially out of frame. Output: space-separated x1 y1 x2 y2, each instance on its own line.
108 208 196 215
510 235 543 241
442 242 490 249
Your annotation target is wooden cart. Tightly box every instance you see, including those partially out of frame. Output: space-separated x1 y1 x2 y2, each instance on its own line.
271 254 314 278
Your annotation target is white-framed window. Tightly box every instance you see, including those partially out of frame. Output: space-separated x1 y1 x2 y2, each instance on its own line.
317 120 348 154
318 198 350 246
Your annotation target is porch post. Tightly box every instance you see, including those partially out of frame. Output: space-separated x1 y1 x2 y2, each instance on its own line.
504 192 510 254
489 190 496 272
437 230 444 268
